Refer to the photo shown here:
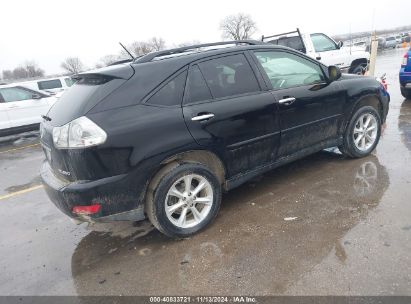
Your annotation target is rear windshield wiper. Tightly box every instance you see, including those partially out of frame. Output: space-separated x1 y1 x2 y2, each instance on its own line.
42 115 52 121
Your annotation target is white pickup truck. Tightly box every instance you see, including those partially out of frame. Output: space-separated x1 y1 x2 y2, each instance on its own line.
262 28 370 74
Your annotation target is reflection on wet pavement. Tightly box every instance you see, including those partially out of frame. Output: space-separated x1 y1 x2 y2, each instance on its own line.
399 100 411 151
71 153 389 295
0 130 39 149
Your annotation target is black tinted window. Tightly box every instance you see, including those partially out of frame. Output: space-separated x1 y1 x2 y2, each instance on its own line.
38 79 62 90
268 36 305 52
148 71 187 106
198 54 260 99
185 65 212 103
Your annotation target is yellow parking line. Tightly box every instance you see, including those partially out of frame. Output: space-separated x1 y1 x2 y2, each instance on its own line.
0 185 43 201
0 143 40 154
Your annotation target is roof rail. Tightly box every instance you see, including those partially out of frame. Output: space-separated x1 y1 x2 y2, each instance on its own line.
135 40 265 63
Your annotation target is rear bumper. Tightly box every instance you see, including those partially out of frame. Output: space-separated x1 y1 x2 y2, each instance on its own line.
40 161 145 222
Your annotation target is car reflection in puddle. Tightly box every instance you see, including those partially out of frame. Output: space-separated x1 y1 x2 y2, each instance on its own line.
71 151 389 295
399 99 411 151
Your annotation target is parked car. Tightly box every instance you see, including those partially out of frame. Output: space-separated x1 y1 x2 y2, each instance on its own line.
402 35 411 43
400 49 411 99
385 36 397 49
20 76 75 97
40 41 390 238
396 35 403 44
0 84 57 136
262 28 370 74
377 37 386 50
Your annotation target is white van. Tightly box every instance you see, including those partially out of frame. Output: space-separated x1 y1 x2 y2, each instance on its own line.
20 76 75 96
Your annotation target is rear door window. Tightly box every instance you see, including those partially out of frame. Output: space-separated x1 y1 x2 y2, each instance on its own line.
198 54 260 99
147 71 187 106
184 65 212 104
38 79 63 90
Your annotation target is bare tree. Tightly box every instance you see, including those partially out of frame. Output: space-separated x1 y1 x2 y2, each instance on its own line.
2 70 13 80
219 13 257 40
99 54 121 67
149 37 166 51
12 67 29 79
61 57 85 74
174 40 202 48
22 61 44 78
1 61 45 80
127 41 154 57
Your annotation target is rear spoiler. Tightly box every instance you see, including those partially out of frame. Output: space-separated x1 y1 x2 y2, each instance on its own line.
73 63 135 81
261 28 306 53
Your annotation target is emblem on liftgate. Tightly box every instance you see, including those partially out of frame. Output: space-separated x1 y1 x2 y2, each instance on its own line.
58 169 71 176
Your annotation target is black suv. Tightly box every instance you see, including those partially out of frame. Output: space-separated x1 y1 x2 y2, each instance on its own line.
40 41 390 238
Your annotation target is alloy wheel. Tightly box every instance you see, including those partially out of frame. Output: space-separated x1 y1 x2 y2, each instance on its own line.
353 113 378 152
165 174 213 228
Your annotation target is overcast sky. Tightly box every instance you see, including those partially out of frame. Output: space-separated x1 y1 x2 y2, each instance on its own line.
1 0 409 75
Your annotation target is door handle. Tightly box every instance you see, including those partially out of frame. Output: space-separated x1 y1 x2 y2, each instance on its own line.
7 105 19 109
191 113 215 121
278 97 296 105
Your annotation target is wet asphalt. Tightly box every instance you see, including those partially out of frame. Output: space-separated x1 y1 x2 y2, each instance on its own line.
0 48 410 296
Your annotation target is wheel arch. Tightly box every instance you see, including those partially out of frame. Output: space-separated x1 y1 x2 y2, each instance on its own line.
145 150 226 211
343 94 383 134
159 150 226 184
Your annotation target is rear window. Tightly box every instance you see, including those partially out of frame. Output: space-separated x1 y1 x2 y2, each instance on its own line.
38 79 62 90
386 37 395 41
268 36 305 52
47 77 126 126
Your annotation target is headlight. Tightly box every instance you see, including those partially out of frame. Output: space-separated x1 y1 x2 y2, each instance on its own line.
52 116 107 149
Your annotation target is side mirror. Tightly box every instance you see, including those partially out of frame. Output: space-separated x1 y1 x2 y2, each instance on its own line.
337 41 343 48
32 93 43 99
328 65 342 82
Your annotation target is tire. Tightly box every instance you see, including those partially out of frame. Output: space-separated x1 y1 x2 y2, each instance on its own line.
339 106 381 158
145 163 222 238
351 64 365 75
401 87 411 99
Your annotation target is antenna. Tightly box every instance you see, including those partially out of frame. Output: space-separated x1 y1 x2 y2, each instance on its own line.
119 42 135 60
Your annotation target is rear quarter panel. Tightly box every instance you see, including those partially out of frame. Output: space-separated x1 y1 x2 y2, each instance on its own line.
87 103 201 180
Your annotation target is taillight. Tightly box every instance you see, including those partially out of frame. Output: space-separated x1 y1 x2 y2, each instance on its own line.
402 53 409 66
52 116 107 149
72 204 101 215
